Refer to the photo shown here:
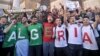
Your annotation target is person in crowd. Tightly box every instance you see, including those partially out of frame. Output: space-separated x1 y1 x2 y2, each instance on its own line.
43 15 54 56
3 18 17 56
82 16 99 56
86 8 95 21
96 14 100 56
67 16 83 56
15 16 29 56
28 16 43 56
53 18 68 56
0 16 7 55
60 4 83 56
35 11 43 23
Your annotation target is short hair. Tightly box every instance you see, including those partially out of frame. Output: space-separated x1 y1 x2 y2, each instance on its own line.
67 16 75 23
55 17 63 24
31 16 37 19
68 16 75 20
83 16 89 19
95 13 100 17
47 14 52 18
0 16 7 20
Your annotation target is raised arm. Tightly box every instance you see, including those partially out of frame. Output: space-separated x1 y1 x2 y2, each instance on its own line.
93 15 99 29
59 3 68 26
3 20 16 33
63 5 68 26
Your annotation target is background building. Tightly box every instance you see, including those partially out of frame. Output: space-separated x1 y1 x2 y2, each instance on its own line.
0 0 100 10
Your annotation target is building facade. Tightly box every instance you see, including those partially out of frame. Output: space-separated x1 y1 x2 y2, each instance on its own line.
0 0 100 10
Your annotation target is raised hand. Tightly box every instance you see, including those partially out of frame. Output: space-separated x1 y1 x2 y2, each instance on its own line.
11 19 17 25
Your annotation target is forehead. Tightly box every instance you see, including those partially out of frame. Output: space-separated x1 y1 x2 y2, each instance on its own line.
56 18 61 21
48 15 52 18
83 18 89 20
32 18 37 20
0 17 7 20
22 17 26 18
69 17 75 20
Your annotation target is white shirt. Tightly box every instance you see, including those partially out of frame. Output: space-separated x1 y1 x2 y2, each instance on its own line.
82 25 98 50
67 24 82 45
94 29 99 38
97 24 100 31
53 24 68 47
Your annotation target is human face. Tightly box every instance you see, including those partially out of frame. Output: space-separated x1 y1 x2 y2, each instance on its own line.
83 18 89 26
11 19 17 25
47 16 53 23
22 17 27 23
0 17 7 25
55 18 62 26
32 18 38 24
69 17 75 24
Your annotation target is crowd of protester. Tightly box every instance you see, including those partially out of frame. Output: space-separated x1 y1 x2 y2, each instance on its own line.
0 4 100 56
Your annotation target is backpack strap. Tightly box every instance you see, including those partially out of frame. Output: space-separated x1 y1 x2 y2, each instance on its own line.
65 28 68 41
54 26 56 39
81 25 83 38
90 24 95 34
90 24 99 38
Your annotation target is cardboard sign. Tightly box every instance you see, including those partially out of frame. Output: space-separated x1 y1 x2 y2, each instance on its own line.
0 9 4 17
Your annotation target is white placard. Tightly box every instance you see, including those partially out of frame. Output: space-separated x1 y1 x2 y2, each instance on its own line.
0 9 4 17
12 0 20 9
65 0 80 11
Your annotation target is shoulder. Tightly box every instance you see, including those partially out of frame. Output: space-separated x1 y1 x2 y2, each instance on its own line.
37 23 42 25
16 22 22 26
43 22 47 25
62 24 66 27
27 23 33 27
37 23 43 27
17 22 21 24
